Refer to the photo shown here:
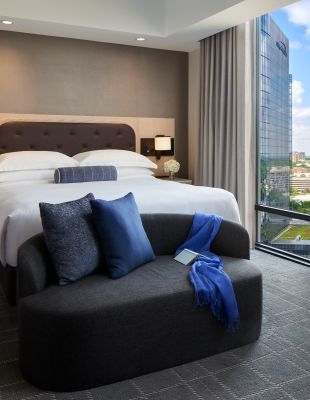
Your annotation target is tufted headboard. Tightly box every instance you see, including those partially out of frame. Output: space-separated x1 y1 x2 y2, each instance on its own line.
0 121 136 156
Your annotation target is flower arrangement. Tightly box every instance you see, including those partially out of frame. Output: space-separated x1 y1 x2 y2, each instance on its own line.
164 159 180 179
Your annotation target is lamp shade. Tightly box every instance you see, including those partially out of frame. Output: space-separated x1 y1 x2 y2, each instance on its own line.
154 136 171 151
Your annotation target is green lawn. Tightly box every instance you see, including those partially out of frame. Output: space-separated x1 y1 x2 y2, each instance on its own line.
277 225 310 240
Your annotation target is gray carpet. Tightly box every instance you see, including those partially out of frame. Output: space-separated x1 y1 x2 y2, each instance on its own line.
0 250 310 400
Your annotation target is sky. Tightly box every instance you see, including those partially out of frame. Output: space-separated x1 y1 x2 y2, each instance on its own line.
271 0 310 155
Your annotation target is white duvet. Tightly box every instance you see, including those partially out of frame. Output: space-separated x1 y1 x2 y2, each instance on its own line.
0 176 240 267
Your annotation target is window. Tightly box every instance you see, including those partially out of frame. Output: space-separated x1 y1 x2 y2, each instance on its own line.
256 5 310 264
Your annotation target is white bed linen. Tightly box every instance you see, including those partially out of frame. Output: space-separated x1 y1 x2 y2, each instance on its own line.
0 176 240 267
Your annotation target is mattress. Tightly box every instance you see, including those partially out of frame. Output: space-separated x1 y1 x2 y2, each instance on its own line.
0 176 240 267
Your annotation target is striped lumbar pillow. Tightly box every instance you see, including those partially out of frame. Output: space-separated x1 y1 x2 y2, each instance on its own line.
54 166 117 184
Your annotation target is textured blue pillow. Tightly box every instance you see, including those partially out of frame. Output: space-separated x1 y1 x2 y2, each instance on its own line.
91 192 155 278
39 193 102 285
54 166 117 184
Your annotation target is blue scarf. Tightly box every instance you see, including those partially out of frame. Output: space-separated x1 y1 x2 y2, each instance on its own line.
176 213 240 332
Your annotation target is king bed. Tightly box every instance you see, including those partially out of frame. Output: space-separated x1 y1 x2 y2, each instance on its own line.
0 121 240 304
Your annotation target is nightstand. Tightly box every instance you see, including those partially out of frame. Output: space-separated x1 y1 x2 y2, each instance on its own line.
157 176 193 185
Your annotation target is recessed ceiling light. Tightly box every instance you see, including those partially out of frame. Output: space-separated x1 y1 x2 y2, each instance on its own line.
1 20 13 25
136 37 146 41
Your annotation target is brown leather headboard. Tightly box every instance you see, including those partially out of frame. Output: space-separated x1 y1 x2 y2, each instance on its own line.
0 122 136 156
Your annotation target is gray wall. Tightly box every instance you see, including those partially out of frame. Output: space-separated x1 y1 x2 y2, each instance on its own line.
0 31 188 175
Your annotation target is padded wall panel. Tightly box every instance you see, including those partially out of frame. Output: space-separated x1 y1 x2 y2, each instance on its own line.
0 121 135 156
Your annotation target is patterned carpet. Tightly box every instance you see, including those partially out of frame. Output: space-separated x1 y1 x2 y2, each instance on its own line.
0 250 310 400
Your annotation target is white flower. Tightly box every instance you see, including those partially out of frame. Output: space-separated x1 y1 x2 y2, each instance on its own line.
164 159 180 174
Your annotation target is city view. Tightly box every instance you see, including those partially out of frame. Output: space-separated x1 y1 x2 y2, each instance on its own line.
258 2 310 260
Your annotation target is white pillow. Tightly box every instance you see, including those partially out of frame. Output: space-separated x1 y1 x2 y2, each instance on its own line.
0 151 78 172
117 167 154 179
0 167 154 183
73 149 157 169
0 169 55 183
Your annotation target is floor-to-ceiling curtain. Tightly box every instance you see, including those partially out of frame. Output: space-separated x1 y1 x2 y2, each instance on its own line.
197 27 238 193
196 22 256 244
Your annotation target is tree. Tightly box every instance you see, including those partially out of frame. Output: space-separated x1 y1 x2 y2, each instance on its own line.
291 200 310 214
268 189 289 206
290 187 299 197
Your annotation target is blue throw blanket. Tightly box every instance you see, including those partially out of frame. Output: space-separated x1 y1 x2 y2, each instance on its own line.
176 213 240 332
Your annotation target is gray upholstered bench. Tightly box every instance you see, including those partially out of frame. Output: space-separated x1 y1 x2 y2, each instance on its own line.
17 214 262 392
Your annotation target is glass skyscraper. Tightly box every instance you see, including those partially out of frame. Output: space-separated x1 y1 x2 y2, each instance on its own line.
259 14 292 210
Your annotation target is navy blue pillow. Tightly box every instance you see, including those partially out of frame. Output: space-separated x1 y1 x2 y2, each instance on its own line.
39 193 102 285
91 192 155 278
54 166 117 184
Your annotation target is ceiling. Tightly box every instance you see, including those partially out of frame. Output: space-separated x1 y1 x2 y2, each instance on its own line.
0 0 298 52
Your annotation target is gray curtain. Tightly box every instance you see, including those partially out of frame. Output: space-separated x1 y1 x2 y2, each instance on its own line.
196 24 256 244
197 27 238 194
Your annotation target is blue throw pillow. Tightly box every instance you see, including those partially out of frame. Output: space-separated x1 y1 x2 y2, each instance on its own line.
91 192 155 278
40 193 102 285
54 166 117 184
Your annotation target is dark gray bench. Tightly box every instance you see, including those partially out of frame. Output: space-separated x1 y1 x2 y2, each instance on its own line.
18 214 262 392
